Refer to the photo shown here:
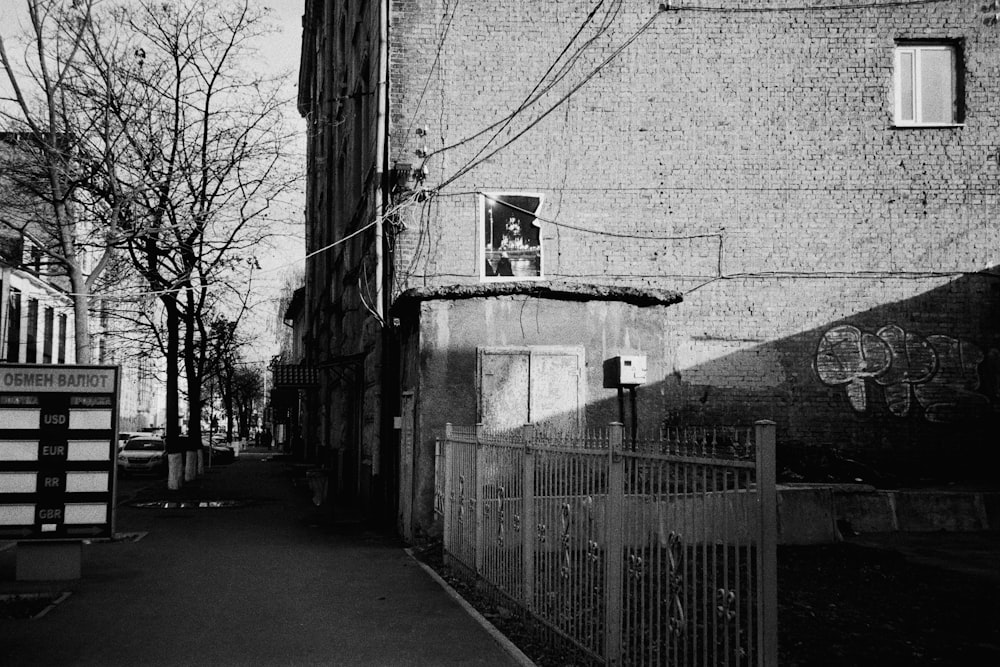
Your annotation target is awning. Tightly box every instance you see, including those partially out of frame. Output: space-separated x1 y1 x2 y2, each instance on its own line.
271 364 319 387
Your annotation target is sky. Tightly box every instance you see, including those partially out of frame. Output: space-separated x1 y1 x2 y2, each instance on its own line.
0 0 308 364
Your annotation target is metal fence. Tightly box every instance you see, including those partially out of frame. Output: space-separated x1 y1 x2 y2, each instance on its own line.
435 421 778 666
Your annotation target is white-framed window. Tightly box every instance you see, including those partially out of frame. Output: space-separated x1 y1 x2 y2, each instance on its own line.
479 192 544 281
894 42 960 126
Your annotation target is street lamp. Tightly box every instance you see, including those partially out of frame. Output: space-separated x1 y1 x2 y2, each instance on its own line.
488 204 495 250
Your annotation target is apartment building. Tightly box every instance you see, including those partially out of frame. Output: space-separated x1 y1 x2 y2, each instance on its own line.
299 0 1000 538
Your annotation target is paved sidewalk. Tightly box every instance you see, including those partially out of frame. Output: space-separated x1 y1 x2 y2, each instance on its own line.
1 454 525 666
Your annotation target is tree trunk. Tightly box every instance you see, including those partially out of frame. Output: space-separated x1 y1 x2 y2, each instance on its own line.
69 265 91 364
164 297 183 490
184 305 203 478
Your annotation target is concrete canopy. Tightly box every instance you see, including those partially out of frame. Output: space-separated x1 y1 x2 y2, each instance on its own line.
391 280 683 314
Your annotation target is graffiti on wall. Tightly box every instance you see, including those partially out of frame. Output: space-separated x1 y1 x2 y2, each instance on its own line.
814 324 993 423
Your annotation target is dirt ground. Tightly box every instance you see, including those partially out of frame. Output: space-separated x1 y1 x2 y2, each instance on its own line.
414 540 1000 666
778 542 1000 666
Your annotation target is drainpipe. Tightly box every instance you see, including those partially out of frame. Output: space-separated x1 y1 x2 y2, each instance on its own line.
374 0 389 322
372 0 391 519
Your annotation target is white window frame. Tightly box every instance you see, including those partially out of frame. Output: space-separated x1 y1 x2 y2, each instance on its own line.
893 43 960 127
479 191 544 282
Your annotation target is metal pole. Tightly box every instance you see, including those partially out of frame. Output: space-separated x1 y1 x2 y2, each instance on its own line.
521 423 535 611
605 422 624 665
755 420 778 666
475 423 485 576
628 386 638 448
442 423 453 568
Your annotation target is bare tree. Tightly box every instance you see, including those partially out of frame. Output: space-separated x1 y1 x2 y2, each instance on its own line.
66 0 299 486
1 0 300 486
2 1 300 487
204 316 262 441
0 0 109 363
231 364 263 439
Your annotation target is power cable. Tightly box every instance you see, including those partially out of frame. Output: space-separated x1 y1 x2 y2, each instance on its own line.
73 192 421 301
446 0 616 176
399 0 462 143
669 0 953 12
424 1 624 162
477 191 721 241
434 9 666 190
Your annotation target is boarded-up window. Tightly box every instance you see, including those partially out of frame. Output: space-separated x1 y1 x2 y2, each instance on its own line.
477 346 585 432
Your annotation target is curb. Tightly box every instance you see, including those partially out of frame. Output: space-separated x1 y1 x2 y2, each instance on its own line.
404 548 537 667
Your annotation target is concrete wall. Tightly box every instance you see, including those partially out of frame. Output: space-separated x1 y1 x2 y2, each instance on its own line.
386 1 1000 483
402 294 674 536
780 484 1000 542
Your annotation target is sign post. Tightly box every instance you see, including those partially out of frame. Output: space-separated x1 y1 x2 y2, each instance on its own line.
0 365 119 580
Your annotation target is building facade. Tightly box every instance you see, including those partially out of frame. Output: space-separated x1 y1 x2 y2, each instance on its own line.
0 240 77 366
299 0 1000 539
1 133 161 430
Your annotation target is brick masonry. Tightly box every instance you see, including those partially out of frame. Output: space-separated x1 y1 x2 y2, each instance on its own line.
385 0 1000 479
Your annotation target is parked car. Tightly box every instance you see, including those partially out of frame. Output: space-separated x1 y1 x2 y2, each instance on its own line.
203 438 236 465
117 437 167 476
117 432 145 451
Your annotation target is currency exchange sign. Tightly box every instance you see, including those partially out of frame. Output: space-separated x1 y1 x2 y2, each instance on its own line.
0 365 119 540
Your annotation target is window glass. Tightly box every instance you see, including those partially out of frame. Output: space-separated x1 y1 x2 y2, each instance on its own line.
5 289 21 362
898 50 914 122
43 307 54 363
26 298 38 362
920 48 953 124
895 43 957 125
57 314 67 364
124 439 165 452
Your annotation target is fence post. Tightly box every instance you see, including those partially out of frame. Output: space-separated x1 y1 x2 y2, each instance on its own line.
521 423 535 611
442 424 453 568
475 423 485 576
755 420 778 666
604 422 625 665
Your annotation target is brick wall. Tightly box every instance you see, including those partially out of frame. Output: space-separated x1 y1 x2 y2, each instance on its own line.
387 0 1000 478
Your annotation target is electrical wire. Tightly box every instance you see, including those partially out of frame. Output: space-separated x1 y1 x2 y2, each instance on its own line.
669 0 954 13
425 0 960 175
434 9 666 190
358 256 384 325
444 0 617 177
40 0 976 304
52 195 417 301
399 0 461 143
424 2 627 164
682 268 996 295
477 191 722 241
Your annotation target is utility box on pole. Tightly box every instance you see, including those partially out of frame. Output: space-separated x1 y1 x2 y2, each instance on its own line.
602 355 647 388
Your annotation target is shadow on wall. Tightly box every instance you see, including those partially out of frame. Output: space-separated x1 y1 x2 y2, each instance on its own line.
651 268 1000 487
414 269 998 500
